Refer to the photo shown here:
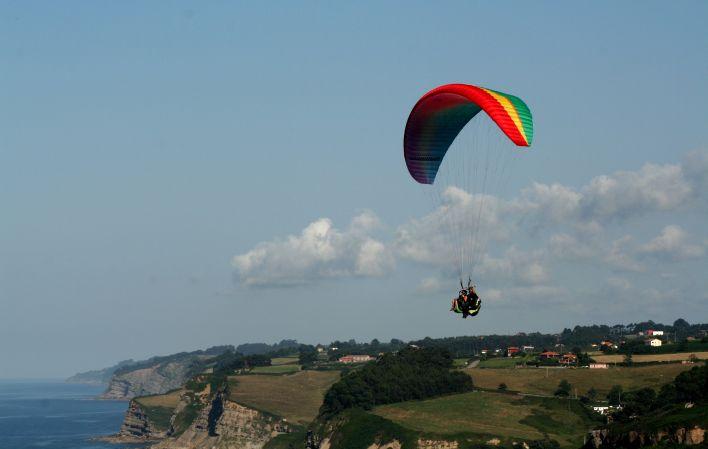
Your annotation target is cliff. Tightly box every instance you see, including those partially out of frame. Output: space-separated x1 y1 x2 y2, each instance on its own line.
584 425 705 448
101 361 198 399
65 359 135 386
149 390 291 449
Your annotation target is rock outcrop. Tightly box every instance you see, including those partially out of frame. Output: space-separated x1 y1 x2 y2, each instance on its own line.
150 391 291 449
584 425 705 448
101 361 199 400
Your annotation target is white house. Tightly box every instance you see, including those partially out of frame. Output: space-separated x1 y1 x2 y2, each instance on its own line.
645 338 662 347
646 330 664 336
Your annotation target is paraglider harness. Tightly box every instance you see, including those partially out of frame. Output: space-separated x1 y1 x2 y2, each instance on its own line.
452 278 481 318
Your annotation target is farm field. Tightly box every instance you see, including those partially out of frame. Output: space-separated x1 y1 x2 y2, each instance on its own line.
591 352 708 363
373 390 598 448
478 355 533 369
270 356 299 366
228 370 341 424
468 364 693 396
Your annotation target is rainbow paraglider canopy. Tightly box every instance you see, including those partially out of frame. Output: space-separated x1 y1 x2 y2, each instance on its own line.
404 83 533 184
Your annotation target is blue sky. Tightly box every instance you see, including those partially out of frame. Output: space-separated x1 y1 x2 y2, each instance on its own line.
1 2 707 378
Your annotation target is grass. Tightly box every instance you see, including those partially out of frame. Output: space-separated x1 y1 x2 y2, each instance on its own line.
228 370 341 425
251 364 301 374
591 351 708 363
467 364 693 397
453 358 472 368
373 391 599 448
134 389 184 431
271 356 300 366
478 357 524 369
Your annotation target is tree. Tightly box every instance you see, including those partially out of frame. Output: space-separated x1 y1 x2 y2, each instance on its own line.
498 383 508 391
587 387 598 401
623 352 633 366
298 345 318 366
555 379 571 397
607 385 623 406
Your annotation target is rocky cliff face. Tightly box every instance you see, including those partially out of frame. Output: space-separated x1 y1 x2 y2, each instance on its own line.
101 361 198 400
149 391 291 449
119 400 168 440
584 425 705 448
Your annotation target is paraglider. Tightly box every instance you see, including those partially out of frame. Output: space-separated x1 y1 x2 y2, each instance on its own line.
403 83 534 318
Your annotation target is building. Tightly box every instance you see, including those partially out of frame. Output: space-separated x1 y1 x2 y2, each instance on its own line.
645 338 662 347
589 363 609 369
522 345 535 353
593 406 610 415
646 330 664 336
539 351 560 360
506 347 520 357
338 354 374 364
560 353 577 365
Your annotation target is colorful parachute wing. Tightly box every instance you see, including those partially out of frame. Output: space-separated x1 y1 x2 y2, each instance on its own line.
404 84 533 184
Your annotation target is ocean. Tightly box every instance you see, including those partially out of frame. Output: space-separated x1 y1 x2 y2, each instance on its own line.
0 380 146 449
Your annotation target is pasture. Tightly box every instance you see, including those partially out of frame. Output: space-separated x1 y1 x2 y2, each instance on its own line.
467 363 693 396
228 370 341 424
373 390 598 447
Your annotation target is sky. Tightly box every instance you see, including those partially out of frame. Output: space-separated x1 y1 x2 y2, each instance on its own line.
1 2 707 378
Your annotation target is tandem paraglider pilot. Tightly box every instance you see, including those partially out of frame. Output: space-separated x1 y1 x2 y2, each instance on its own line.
450 279 481 319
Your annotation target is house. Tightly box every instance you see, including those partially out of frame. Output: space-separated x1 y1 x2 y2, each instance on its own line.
522 345 535 353
560 353 577 365
646 330 664 336
338 355 374 364
645 338 662 347
593 406 610 415
539 351 560 360
590 363 609 369
506 347 520 357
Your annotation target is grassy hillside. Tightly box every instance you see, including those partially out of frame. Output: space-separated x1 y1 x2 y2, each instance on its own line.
374 391 600 448
134 389 184 431
228 370 341 424
467 364 692 396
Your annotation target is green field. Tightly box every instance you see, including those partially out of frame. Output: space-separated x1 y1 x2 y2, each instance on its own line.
134 389 184 430
271 356 300 366
374 391 599 447
467 364 692 396
228 370 341 424
477 357 527 369
251 364 301 374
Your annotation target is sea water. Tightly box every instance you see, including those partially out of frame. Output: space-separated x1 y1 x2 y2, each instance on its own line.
0 380 146 449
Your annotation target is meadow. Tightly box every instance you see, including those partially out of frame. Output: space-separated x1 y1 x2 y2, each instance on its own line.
228 370 341 424
590 352 708 363
134 389 184 430
373 390 599 448
468 363 693 396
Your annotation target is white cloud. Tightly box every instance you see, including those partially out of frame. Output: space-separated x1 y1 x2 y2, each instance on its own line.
232 151 708 306
605 235 645 272
580 163 691 220
232 212 393 287
394 187 509 268
639 225 705 260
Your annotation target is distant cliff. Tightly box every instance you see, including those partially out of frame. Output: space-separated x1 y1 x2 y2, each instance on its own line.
66 359 135 386
96 346 233 400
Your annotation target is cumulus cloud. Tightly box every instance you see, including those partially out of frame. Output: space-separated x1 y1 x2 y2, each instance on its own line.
232 211 393 287
516 157 706 229
639 225 705 260
394 187 509 267
232 151 708 301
